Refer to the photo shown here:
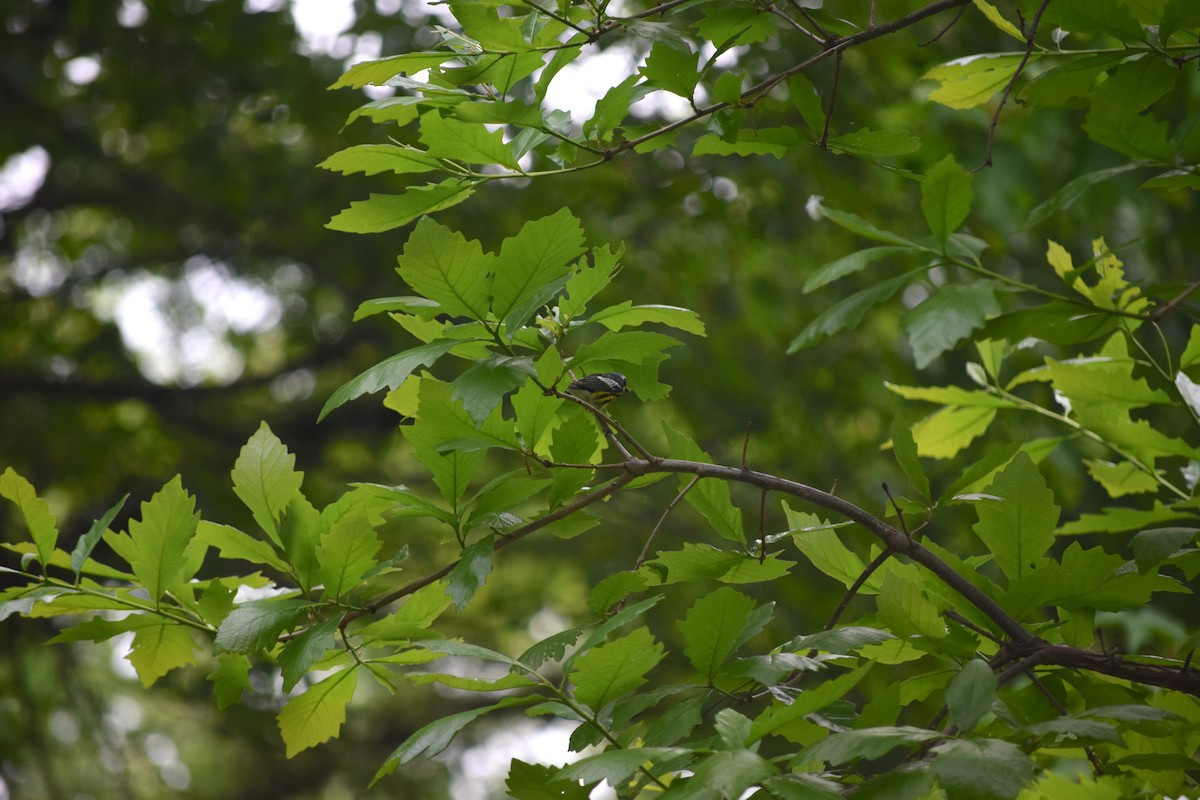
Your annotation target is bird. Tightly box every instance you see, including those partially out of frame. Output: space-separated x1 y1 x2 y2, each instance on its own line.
567 372 628 410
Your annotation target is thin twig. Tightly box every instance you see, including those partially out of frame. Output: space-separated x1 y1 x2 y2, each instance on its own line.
1146 277 1200 321
975 0 1052 171
818 50 843 150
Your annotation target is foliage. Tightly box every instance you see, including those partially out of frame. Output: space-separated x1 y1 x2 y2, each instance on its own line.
3 0 1200 798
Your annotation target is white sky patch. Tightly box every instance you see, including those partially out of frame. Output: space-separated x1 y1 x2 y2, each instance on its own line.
0 145 50 213
64 55 102 85
290 0 356 54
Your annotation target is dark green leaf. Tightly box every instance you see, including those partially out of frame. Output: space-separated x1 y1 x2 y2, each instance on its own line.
318 339 464 422
326 182 475 234
930 738 1035 800
903 281 1001 369
920 155 973 244
279 616 342 692
946 659 997 732
71 494 128 578
788 272 914 353
213 598 312 654
447 535 494 611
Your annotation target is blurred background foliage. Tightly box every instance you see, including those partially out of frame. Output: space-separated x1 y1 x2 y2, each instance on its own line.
1 0 1196 797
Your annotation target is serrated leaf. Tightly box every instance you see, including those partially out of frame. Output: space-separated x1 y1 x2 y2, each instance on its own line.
891 409 930 501
196 520 289 571
326 182 475 234
923 54 1026 109
972 453 1058 582
231 423 304 542
588 571 649 616
930 738 1035 800
318 144 440 176
316 509 381 601
678 587 758 681
0 468 59 569
1083 102 1173 162
748 664 872 744
126 623 198 688
1084 460 1159 498
277 667 359 757
396 216 492 321
213 598 312 654
419 111 522 170
330 53 456 89
640 41 698 98
123 475 200 601
589 302 706 335
1131 527 1198 573
789 73 825 135
972 0 1026 42
911 405 997 459
803 246 913 294
801 726 941 767
452 357 533 425
826 128 920 157
571 626 664 711
492 209 586 338
661 423 744 543
208 654 252 710
279 617 344 692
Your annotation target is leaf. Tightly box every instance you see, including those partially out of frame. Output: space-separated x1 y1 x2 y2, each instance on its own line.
452 357 534 426
678 587 758 682
1082 102 1173 162
418 111 522 170
446 535 494 611
126 623 198 688
71 493 127 578
585 75 638 140
891 409 930 501
972 453 1059 582
678 750 776 797
123 475 200 601
803 246 912 293
491 209 587 337
277 667 359 757
903 281 1001 369
0 468 59 569
326 182 475 234
588 571 649 616
213 598 312 654
788 272 914 353
373 695 536 782
826 128 920 157
930 738 1035 800
196 520 289 571
911 406 997 459
789 73 825 135
923 54 1026 109
571 626 665 711
317 510 381 601
395 216 492 321
1059 502 1194 535
693 128 799 159
506 760 593 800
208 654 252 710
318 339 464 422
920 155 974 244
231 423 303 543
661 423 744 543
318 144 440 176
589 303 706 336
748 664 872 744
330 52 456 89
558 746 687 785
1084 460 1159 498
972 0 1026 42
1044 0 1146 43
1132 527 1198 573
640 41 698 98
946 660 997 732
800 726 941 767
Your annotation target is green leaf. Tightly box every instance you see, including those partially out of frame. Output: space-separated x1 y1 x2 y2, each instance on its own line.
1082 102 1173 162
122 475 200 601
277 667 359 757
891 409 930 501
558 746 687 785
789 73 825 135
826 128 921 157
694 127 799 159
317 510 381 601
1094 56 1178 113
231 423 303 543
588 571 649 616
876 569 946 639
788 272 913 353
903 281 1001 369
946 660 997 732
972 453 1059 582
571 626 665 711
447 535 494 611
1084 459 1159 498
0 468 59 569
506 759 593 800
396 216 493 320
930 738 1035 800
452 357 533 425
923 54 1026 109
569 331 682 400
126 623 198 688
1044 0 1146 43
213 598 312 654
48 614 164 643
318 339 464 422
330 53 456 89
326 182 475 234
318 144 440 176
1059 502 1194 535
208 654 252 710
678 749 776 797
491 209 586 337
972 0 1026 42
1019 53 1125 108
678 587 758 682
748 664 872 744
585 75 638 140
801 726 941 767
662 423 744 543
280 496 322 593
589 302 706 336
640 41 698 98
911 406 997 459
196 520 288 571
512 381 563 457
409 376 521 453
1131 528 1197 573
71 493 127 578
559 243 622 320
373 695 536 782
419 111 522 170
803 246 913 294
783 504 875 591
920 155 974 244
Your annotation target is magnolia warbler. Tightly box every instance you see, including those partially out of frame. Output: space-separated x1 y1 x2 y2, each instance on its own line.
567 372 627 409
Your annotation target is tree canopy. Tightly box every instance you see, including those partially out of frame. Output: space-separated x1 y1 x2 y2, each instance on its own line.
2 0 1200 798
